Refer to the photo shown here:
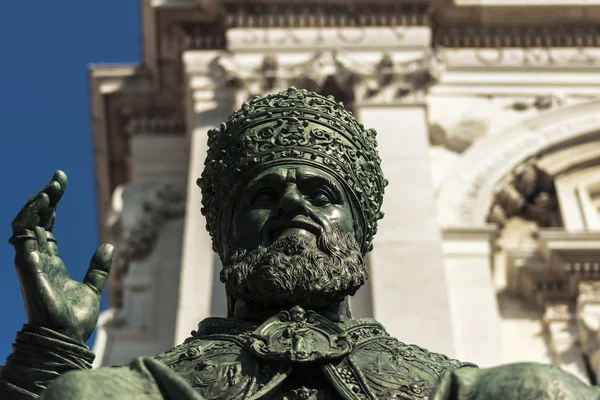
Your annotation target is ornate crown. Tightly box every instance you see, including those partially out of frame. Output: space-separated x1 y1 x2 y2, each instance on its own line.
198 87 387 255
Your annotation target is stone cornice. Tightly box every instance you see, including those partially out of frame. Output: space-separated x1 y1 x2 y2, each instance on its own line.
222 3 432 28
434 24 600 48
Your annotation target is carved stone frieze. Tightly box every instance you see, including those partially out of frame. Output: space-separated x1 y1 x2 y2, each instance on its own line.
212 50 443 105
359 48 444 103
108 182 187 309
212 51 366 100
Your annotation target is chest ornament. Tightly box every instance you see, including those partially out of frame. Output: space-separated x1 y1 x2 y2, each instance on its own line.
245 306 351 363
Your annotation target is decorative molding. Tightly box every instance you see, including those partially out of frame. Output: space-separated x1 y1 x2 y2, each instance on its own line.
124 114 186 136
108 182 187 309
439 48 600 69
434 24 600 48
180 22 227 50
222 3 432 29
210 50 443 105
180 3 432 50
358 48 443 103
212 51 364 99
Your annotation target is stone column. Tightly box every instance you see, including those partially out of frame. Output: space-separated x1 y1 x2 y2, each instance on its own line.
441 225 503 366
174 51 232 345
356 102 456 356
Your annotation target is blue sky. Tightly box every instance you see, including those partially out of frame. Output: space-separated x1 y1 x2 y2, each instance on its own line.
0 2 140 362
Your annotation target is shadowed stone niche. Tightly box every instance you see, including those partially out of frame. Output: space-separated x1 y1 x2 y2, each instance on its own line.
487 158 562 228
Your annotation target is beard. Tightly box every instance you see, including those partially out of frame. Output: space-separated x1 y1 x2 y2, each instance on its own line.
221 228 367 310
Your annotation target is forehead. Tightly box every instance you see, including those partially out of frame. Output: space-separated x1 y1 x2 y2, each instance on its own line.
244 165 345 189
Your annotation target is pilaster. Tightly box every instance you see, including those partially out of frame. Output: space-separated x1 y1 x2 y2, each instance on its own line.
357 99 456 357
441 225 503 366
175 50 233 345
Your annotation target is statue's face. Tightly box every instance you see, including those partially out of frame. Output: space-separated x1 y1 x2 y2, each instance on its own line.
228 164 355 256
220 164 367 310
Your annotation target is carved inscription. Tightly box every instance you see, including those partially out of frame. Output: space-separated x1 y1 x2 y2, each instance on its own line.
444 48 600 68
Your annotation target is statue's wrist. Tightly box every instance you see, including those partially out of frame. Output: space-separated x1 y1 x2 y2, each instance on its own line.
20 324 92 352
1 324 95 397
8 227 36 245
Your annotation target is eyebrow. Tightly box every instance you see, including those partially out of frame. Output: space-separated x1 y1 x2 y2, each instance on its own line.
241 173 283 199
240 170 345 200
298 174 344 200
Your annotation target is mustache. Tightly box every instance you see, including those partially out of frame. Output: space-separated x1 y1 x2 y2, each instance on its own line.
266 215 323 240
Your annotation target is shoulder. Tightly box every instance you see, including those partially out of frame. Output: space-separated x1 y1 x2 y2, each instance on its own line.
327 319 476 399
343 319 476 372
431 363 599 400
351 334 476 375
42 362 162 400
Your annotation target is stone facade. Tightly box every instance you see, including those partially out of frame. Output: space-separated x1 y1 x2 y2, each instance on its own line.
89 0 600 384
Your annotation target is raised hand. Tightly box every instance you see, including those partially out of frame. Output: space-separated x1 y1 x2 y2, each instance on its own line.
9 170 114 343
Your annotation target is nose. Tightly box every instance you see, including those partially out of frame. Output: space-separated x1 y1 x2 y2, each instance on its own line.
277 184 309 217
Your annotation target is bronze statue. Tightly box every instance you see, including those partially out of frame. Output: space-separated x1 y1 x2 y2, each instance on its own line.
1 87 599 399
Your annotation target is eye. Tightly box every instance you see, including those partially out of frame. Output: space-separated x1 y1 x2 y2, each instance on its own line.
250 188 277 206
308 188 333 204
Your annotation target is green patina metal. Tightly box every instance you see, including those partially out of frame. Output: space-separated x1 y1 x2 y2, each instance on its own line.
0 88 598 399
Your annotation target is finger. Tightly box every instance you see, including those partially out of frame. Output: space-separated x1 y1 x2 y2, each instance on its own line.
46 170 67 208
11 230 38 254
44 212 56 233
40 182 61 230
42 181 62 207
45 231 58 257
83 244 114 296
11 192 50 233
35 226 48 255
14 250 43 280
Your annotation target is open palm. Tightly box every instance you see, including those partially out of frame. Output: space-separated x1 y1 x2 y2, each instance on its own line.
10 171 114 343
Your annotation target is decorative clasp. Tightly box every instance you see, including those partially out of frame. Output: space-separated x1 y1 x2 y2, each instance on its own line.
245 306 351 362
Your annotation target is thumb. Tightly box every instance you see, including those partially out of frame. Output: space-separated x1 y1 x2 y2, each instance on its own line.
83 243 114 296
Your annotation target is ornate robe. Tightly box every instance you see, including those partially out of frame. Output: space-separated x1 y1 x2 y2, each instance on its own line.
39 309 475 400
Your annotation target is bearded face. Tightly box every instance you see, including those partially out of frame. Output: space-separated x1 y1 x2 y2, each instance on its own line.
222 164 367 311
221 227 367 310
